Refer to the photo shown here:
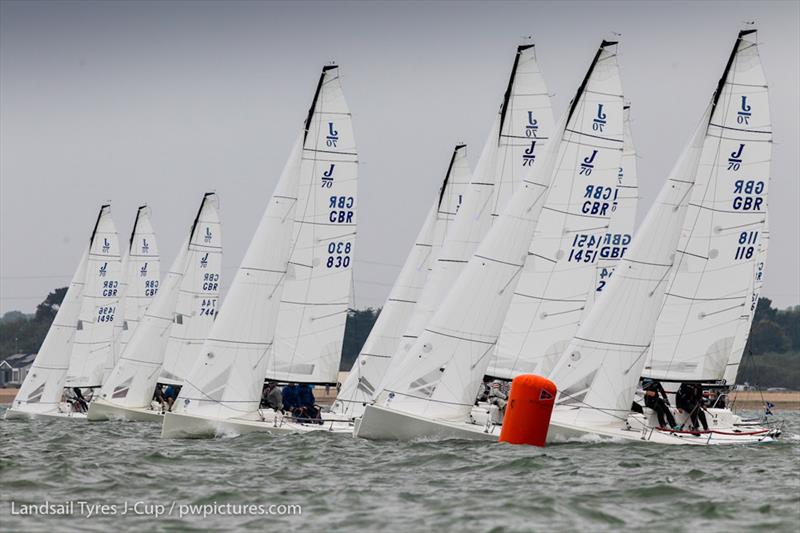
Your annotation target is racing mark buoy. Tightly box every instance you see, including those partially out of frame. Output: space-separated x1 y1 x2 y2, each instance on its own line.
498 374 556 447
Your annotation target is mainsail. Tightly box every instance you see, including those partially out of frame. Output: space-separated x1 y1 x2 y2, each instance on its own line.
107 205 161 379
10 248 88 414
377 43 556 395
488 65 629 381
64 205 123 388
263 65 358 385
375 41 622 424
158 193 223 384
332 144 471 418
174 137 302 421
641 29 770 384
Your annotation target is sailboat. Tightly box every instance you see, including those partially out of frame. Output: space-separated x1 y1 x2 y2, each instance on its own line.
161 65 358 438
331 144 471 421
104 205 161 382
373 42 556 403
87 193 222 421
355 40 624 441
545 29 778 445
7 205 121 419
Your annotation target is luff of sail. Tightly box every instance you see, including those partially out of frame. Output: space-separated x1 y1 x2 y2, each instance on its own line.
264 65 358 385
107 205 161 380
373 41 622 424
173 137 303 421
725 218 769 384
64 205 123 388
8 248 88 415
642 30 771 383
376 43 556 397
158 193 223 384
488 53 628 380
332 144 471 419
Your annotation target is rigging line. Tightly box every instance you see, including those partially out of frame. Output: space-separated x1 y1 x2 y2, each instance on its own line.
700 302 745 318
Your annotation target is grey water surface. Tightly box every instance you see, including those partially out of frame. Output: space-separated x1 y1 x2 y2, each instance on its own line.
1 409 798 532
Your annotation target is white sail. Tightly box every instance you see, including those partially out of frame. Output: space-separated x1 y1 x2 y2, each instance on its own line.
488 65 628 381
642 30 770 383
173 137 303 421
375 41 622 424
97 237 190 408
724 221 768 384
107 205 161 378
584 104 639 311
264 65 358 385
10 248 88 414
64 205 123 388
332 144 471 418
158 193 223 384
377 44 556 394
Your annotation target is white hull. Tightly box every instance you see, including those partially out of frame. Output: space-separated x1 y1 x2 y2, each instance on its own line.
354 404 498 441
4 407 87 421
354 404 779 446
161 410 354 439
87 398 164 422
546 412 779 445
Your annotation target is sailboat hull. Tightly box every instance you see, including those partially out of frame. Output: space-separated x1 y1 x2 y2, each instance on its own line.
160 411 353 439
4 407 87 421
355 404 498 441
546 411 780 445
86 398 164 422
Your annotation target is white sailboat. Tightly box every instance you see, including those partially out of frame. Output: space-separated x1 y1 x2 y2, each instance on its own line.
545 29 778 445
87 193 221 421
5 208 96 419
355 40 623 441
63 205 123 396
374 42 556 400
161 65 358 438
331 144 471 420
105 205 161 381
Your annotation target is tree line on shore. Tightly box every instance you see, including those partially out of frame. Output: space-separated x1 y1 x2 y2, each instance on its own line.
1 288 798 389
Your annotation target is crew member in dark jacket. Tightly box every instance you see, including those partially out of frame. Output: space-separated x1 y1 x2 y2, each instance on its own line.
676 383 709 431
643 379 677 429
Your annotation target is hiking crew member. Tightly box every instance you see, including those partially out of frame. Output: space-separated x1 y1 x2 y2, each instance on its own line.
642 379 677 429
676 383 709 431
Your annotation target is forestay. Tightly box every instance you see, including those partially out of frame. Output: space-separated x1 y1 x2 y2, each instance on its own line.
11 248 88 414
64 205 123 388
264 66 358 385
376 41 621 423
378 44 555 394
641 30 770 383
332 144 470 418
174 137 302 421
107 205 161 379
488 48 626 380
158 193 223 384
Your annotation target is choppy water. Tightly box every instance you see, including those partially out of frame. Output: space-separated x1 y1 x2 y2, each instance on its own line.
1 409 798 532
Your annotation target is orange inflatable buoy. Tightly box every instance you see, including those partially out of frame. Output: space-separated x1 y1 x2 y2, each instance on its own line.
499 374 556 447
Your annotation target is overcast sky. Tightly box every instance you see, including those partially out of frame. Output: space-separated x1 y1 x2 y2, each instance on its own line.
1 0 798 315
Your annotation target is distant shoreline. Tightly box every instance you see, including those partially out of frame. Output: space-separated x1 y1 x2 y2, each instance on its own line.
1 387 798 410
